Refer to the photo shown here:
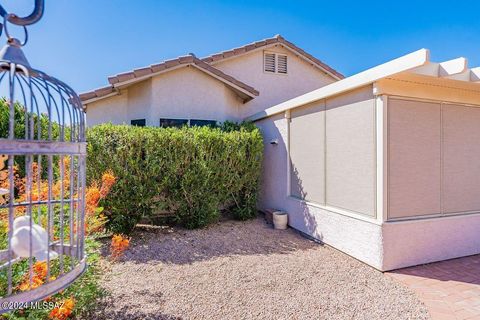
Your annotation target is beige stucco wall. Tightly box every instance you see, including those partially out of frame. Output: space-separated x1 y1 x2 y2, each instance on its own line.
127 79 153 125
382 213 480 270
86 66 243 126
86 93 128 127
213 45 337 118
150 66 242 123
256 113 289 210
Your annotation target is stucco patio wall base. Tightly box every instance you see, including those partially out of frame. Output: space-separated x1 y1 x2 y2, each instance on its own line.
285 197 480 271
382 213 480 271
283 197 385 271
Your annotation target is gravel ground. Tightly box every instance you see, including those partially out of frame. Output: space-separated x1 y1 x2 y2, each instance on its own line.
86 217 429 320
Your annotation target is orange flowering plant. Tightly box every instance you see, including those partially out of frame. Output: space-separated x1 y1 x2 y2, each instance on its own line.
84 170 115 235
0 154 115 319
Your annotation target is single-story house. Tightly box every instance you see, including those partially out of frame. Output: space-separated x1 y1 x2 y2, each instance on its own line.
82 36 480 271
80 35 343 126
247 49 480 271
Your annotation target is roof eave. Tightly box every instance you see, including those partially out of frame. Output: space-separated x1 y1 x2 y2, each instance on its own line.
112 64 186 90
82 91 119 106
81 59 260 106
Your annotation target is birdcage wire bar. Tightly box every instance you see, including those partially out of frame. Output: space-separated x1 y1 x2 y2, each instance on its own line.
0 47 87 311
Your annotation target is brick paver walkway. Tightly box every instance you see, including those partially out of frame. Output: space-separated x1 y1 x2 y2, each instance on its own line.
388 255 480 320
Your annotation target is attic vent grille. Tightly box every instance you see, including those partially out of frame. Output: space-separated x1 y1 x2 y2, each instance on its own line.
264 53 276 73
278 54 287 74
264 52 288 74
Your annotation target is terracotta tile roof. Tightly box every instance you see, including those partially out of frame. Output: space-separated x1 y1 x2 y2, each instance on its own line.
81 54 258 103
79 85 115 102
80 35 343 104
202 34 344 80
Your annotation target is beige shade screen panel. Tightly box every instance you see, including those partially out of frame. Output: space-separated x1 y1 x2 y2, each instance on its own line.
289 86 376 217
289 101 326 204
442 104 480 213
325 87 376 216
387 98 441 219
388 98 480 219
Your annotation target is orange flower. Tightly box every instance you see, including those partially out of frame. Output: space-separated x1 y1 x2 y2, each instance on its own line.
85 184 101 215
49 297 75 320
18 276 44 291
59 157 72 186
33 261 47 279
110 234 130 261
18 275 44 291
63 297 75 310
17 261 48 292
81 171 116 235
62 157 71 172
99 171 115 198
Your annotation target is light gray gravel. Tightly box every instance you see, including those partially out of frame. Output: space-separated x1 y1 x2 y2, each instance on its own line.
86 217 429 320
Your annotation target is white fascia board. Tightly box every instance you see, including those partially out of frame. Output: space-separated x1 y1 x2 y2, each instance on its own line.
246 48 430 121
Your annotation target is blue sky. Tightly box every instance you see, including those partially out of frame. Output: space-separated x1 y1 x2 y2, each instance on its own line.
3 0 480 93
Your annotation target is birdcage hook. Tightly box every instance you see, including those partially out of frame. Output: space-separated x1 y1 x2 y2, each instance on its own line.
0 0 44 26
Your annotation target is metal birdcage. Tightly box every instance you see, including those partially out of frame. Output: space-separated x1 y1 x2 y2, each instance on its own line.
0 0 86 311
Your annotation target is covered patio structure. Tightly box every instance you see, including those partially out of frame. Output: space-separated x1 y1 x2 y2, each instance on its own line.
248 49 480 271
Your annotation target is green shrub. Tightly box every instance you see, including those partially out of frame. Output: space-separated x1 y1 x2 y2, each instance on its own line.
0 98 62 179
87 123 263 233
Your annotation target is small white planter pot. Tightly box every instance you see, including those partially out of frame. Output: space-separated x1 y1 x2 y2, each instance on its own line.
273 211 288 230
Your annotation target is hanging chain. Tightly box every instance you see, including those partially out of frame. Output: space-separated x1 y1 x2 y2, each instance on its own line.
0 0 44 46
3 14 28 46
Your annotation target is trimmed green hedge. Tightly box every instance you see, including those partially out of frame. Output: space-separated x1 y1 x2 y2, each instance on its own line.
87 123 263 233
